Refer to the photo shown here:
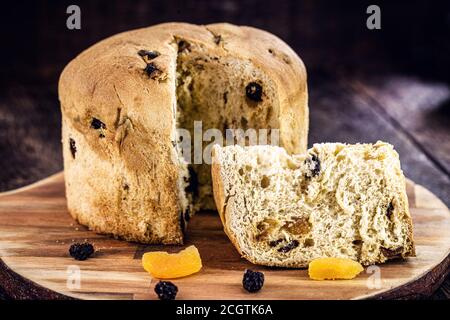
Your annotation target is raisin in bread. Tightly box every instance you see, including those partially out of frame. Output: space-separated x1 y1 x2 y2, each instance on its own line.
59 22 308 244
211 142 415 266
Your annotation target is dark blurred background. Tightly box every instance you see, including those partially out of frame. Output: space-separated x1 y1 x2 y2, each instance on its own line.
0 0 449 298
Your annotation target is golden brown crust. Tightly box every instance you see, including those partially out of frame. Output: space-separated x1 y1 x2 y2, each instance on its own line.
211 147 259 263
59 22 309 244
211 148 237 254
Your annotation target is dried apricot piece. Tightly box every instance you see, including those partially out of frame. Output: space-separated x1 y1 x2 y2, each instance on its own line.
308 257 363 280
142 245 202 279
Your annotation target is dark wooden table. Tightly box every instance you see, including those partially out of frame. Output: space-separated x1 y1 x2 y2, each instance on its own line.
0 0 449 299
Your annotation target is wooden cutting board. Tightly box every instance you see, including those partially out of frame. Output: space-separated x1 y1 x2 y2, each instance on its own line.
0 172 449 300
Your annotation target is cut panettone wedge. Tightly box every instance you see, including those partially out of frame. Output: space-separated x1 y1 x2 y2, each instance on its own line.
211 142 415 267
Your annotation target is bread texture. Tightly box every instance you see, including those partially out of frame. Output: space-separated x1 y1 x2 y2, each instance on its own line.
59 22 308 244
211 142 415 267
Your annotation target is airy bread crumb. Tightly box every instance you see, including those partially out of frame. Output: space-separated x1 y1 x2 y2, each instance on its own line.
211 142 415 267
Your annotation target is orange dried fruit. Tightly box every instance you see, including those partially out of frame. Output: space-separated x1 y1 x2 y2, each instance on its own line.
142 245 202 279
308 257 364 280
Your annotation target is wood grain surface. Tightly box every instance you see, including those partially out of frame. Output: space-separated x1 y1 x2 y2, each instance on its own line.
0 0 449 300
0 173 448 300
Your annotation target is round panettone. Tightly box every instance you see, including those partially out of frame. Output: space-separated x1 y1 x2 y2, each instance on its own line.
59 22 309 244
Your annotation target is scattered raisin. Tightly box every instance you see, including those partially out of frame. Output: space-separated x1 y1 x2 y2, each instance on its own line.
242 269 264 293
144 62 163 79
138 49 160 60
386 202 394 219
245 82 263 102
381 247 403 258
154 281 178 300
69 242 95 261
91 118 106 130
69 138 77 159
278 240 299 253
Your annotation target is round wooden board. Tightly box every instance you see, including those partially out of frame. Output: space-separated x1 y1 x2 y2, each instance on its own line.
0 173 449 300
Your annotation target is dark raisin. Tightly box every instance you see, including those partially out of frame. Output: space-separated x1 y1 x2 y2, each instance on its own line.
268 239 283 247
310 154 321 177
278 240 299 253
69 243 95 261
144 62 163 79
381 247 403 258
90 118 106 130
242 269 264 293
177 40 191 53
386 202 394 219
305 154 321 178
154 281 178 300
185 166 199 198
69 138 77 159
352 239 363 246
245 82 263 102
137 49 160 59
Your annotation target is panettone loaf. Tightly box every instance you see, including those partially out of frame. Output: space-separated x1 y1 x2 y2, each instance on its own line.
59 23 309 244
211 142 415 266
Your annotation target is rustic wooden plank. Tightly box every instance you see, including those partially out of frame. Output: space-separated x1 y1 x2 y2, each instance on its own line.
349 76 450 178
0 174 448 300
